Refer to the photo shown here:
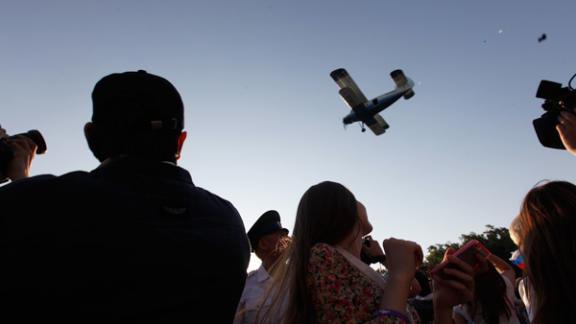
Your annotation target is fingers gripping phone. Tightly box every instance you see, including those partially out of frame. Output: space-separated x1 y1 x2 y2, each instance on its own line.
431 240 491 275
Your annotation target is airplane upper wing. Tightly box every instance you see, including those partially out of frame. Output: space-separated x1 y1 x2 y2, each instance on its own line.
365 114 390 135
331 69 368 111
338 87 366 111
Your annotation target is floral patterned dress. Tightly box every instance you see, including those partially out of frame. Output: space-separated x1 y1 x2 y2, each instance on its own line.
307 243 419 324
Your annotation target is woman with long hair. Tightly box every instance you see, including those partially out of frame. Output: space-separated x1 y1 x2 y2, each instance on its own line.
509 180 576 324
260 181 474 324
453 254 520 324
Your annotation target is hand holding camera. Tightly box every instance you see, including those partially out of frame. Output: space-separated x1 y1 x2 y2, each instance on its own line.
534 74 576 149
0 127 47 182
382 238 423 281
378 238 423 313
557 109 576 155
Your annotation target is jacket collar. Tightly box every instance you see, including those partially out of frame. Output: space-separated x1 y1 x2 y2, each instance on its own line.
91 155 194 185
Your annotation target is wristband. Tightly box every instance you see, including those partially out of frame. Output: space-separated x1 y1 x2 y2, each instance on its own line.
375 309 410 323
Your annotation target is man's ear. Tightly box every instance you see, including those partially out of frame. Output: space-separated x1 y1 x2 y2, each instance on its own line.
175 131 187 160
84 122 107 162
84 122 94 142
84 122 96 153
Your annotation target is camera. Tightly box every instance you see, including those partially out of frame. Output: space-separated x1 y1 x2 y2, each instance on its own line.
534 75 576 149
0 129 47 182
360 237 387 265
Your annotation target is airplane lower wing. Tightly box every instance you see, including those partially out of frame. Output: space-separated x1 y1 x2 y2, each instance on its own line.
365 114 389 135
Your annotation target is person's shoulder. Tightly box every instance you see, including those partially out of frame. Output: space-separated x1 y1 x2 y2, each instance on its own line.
242 268 268 296
0 172 89 210
501 273 518 294
0 171 95 200
194 186 232 202
309 243 338 266
0 173 58 194
192 186 240 213
247 269 258 278
245 269 261 283
311 242 336 254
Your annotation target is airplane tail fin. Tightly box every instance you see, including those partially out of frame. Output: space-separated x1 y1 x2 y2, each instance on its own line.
390 69 415 99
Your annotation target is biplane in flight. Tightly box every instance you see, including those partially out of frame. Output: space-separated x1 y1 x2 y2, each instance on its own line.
330 68 415 135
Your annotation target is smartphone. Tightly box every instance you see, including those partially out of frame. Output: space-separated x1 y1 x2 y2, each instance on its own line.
431 240 490 275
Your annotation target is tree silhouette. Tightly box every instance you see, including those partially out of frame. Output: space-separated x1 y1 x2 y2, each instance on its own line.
425 225 517 273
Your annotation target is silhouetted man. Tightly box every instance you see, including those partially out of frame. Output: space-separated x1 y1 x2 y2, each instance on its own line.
0 71 250 322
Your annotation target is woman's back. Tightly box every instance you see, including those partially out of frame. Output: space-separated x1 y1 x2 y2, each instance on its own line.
307 243 419 324
308 243 384 323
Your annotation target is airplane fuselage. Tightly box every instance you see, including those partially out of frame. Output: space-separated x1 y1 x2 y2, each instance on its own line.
342 91 405 125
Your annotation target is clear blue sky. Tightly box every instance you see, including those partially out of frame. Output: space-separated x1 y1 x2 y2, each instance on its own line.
2 0 575 270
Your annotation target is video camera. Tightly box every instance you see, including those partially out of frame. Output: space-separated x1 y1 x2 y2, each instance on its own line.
0 129 47 182
534 74 576 149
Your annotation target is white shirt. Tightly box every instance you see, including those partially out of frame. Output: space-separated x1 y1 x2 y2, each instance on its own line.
518 277 535 322
234 265 271 324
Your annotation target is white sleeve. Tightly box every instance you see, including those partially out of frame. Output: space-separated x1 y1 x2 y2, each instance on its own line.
518 278 535 322
453 305 471 322
502 275 517 302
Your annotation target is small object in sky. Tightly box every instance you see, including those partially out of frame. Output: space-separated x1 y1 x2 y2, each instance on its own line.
330 68 415 135
498 29 504 34
538 33 547 42
482 39 488 44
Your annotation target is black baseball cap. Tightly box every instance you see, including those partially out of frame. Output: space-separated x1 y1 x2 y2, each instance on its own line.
91 70 184 132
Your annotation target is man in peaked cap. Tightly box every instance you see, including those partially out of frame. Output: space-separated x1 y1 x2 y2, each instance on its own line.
0 71 250 322
234 210 290 324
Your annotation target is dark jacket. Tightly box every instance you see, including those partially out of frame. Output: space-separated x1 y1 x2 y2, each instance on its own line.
0 157 250 322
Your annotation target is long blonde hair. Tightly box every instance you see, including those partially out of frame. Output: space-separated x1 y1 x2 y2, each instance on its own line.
259 181 359 324
514 180 576 324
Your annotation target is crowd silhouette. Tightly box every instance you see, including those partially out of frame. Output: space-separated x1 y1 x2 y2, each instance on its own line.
1 71 575 323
